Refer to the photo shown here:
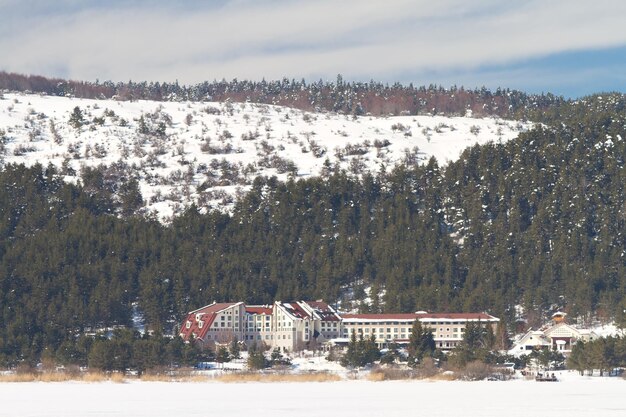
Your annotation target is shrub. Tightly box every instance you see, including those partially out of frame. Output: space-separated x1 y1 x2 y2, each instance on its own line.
459 361 494 381
368 365 415 380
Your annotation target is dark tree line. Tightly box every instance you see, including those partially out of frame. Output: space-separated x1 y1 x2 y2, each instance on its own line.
80 330 202 373
567 336 626 375
341 332 380 368
0 71 563 118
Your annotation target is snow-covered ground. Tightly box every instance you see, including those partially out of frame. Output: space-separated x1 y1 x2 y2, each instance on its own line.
0 92 531 220
591 323 624 338
0 372 623 417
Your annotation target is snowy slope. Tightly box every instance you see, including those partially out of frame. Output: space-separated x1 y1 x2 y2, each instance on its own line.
0 92 531 220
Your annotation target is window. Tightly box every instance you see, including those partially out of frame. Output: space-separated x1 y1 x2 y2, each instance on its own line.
198 321 203 329
186 321 191 329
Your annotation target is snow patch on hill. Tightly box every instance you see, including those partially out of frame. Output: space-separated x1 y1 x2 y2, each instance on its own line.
0 92 531 220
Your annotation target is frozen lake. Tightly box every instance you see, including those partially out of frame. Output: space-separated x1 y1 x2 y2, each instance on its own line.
0 374 624 417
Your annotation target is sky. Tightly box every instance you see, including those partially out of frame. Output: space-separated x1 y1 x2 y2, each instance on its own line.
1 0 626 98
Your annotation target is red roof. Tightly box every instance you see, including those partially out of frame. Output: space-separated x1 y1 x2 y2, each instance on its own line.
342 313 418 321
279 302 311 319
341 312 498 321
417 312 498 321
304 301 342 322
245 305 273 315
189 302 238 315
179 302 240 341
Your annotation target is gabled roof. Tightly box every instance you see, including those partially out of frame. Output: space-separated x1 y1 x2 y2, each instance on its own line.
516 328 551 346
301 300 342 322
544 322 584 338
277 302 311 320
179 302 241 341
189 302 241 315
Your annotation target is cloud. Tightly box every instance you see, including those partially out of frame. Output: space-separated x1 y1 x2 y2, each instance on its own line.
1 0 626 89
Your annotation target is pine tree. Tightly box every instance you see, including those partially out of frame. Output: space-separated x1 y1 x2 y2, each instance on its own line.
229 337 241 359
407 319 435 365
246 342 267 370
68 106 84 130
215 346 231 365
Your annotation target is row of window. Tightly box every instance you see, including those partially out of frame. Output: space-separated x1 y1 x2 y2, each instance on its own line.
346 321 476 326
247 316 271 322
205 332 299 341
346 327 411 334
188 320 470 336
344 326 467 334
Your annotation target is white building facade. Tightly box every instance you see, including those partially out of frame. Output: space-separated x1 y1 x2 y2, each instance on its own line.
180 301 499 353
341 312 500 350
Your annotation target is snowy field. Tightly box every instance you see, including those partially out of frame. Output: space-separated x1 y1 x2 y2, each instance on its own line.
1 373 623 417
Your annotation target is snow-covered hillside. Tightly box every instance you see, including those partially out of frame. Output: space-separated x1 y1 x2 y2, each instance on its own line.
0 92 531 220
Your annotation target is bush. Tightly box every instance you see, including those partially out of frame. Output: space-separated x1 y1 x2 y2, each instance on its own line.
247 350 267 370
458 361 494 381
368 365 415 380
415 357 439 379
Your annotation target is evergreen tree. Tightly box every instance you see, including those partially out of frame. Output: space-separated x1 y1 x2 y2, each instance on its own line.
215 346 231 366
68 106 84 130
246 342 267 370
229 337 241 359
407 320 435 365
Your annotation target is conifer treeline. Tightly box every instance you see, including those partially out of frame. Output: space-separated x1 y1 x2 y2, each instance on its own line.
0 71 563 118
1 93 626 366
